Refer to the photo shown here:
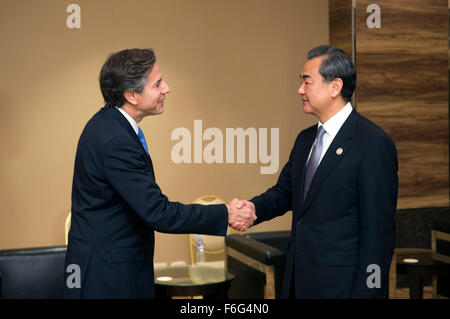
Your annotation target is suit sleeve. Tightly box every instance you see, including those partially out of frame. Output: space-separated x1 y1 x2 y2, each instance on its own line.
250 135 298 224
351 135 398 298
102 135 228 236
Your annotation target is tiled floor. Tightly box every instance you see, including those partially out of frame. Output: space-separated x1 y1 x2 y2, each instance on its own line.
176 286 442 299
390 286 433 299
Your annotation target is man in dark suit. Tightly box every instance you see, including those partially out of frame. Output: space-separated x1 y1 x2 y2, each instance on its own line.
232 45 398 298
64 48 255 298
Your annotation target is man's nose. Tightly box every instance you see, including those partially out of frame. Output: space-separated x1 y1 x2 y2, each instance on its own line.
162 81 170 94
298 82 305 95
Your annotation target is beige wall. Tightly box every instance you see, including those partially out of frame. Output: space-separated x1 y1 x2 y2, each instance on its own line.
0 0 329 263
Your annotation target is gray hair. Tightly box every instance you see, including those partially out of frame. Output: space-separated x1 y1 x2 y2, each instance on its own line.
99 48 156 107
307 45 356 102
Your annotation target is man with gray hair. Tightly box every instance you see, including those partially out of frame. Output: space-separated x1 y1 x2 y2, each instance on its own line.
231 45 398 298
65 48 256 298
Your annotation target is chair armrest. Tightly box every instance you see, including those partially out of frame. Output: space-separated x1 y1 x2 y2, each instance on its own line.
432 219 450 234
225 234 285 265
0 246 67 256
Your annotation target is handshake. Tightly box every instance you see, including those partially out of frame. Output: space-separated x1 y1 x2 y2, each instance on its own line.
226 199 257 231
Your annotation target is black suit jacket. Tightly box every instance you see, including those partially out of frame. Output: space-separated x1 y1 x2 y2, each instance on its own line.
251 109 398 298
64 105 228 298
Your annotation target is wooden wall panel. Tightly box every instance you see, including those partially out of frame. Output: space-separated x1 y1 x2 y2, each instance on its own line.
329 0 353 58
354 0 449 209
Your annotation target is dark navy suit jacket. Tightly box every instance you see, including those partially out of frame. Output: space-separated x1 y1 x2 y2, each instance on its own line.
64 105 228 298
251 109 398 298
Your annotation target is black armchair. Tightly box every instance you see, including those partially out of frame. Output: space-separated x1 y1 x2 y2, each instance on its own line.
225 231 290 299
432 218 450 298
0 246 67 299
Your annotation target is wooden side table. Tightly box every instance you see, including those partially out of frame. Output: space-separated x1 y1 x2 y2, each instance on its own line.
395 248 450 299
154 261 235 299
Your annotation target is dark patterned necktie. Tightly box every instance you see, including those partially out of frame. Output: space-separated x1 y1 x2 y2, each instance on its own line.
303 126 326 201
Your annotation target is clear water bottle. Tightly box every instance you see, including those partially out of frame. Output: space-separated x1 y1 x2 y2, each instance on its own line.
196 237 205 264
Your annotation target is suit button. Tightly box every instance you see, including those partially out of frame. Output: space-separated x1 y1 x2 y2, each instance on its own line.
298 218 303 224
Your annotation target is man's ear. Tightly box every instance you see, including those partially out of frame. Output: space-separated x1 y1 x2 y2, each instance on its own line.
330 78 343 98
124 91 138 105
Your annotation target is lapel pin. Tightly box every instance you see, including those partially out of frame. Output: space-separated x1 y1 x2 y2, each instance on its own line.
336 147 343 155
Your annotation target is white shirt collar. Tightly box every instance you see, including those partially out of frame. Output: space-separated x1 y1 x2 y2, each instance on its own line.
116 107 139 135
319 102 353 138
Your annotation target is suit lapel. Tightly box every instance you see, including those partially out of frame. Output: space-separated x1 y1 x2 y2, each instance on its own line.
103 105 155 176
300 110 359 215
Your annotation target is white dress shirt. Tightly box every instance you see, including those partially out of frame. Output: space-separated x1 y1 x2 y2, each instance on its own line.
307 102 353 164
116 106 139 135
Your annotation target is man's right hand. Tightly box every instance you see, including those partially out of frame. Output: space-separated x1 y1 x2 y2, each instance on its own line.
226 198 256 231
